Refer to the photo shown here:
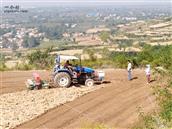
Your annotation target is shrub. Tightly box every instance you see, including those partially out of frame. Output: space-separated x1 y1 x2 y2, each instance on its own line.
83 48 97 61
0 53 7 71
113 54 128 68
81 59 114 69
15 63 33 70
0 62 7 71
27 47 54 69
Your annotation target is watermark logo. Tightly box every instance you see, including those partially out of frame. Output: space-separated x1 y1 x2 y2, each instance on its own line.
3 5 28 13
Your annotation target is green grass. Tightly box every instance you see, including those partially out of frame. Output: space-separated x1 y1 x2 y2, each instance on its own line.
81 122 113 129
133 71 172 129
38 39 74 49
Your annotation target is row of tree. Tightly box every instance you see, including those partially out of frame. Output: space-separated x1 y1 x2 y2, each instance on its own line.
22 36 40 48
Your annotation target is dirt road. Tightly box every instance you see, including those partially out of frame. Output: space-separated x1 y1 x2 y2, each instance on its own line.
5 69 156 129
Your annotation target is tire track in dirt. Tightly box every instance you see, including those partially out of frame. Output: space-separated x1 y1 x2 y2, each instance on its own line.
32 84 143 129
2 69 156 129
57 85 153 129
112 96 156 128
66 96 152 129
14 82 130 129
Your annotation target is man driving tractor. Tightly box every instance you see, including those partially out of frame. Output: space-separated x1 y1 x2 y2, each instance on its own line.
64 60 72 68
64 60 73 72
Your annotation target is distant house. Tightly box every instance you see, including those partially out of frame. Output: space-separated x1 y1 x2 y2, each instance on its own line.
149 22 172 29
116 24 125 28
3 32 12 38
73 32 84 37
29 32 35 37
0 41 2 48
63 32 71 38
86 27 110 34
71 24 77 28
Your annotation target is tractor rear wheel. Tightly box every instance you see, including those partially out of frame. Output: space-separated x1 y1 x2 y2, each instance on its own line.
85 79 94 87
54 72 71 87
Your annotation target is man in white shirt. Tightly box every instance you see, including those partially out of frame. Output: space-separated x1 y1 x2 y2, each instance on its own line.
145 64 151 83
127 60 132 80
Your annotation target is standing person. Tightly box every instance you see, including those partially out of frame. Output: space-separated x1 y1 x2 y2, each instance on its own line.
127 60 132 81
145 64 151 84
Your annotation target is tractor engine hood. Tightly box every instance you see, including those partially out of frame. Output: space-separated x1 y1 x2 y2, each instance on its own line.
83 67 94 73
74 66 94 73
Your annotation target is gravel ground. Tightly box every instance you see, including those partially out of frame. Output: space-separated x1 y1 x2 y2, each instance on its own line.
0 85 105 129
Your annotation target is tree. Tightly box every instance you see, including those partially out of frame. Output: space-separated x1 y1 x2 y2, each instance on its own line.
12 43 18 51
99 31 110 44
11 29 17 38
22 36 40 48
38 25 64 40
0 53 6 70
83 48 97 61
28 36 40 48
102 47 110 58
22 36 29 48
117 39 133 52
15 52 22 58
27 47 54 69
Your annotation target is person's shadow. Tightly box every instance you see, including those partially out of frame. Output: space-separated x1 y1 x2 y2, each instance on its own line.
150 79 156 83
131 77 138 80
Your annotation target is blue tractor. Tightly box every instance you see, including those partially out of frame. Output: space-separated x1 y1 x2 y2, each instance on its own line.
52 55 105 87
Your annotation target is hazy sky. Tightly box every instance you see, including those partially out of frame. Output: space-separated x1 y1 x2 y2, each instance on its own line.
2 0 171 3
2 0 171 7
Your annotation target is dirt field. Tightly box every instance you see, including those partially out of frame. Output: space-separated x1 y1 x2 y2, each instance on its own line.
1 69 156 129
0 70 50 95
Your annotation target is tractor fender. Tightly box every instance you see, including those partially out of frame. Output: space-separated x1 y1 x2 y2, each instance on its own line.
54 69 73 77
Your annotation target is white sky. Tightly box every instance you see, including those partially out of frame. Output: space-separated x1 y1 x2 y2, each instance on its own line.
1 0 171 7
2 0 171 3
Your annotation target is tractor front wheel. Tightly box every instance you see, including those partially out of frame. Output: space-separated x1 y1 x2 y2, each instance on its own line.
54 72 71 88
85 79 94 87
